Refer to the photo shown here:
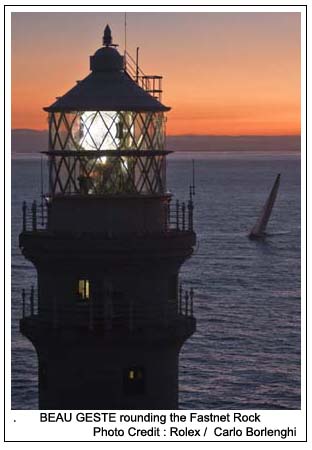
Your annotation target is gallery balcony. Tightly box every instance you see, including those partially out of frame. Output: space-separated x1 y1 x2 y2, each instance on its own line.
20 284 196 342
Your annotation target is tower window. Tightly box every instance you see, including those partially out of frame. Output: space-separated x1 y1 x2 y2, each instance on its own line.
123 367 145 395
78 279 90 301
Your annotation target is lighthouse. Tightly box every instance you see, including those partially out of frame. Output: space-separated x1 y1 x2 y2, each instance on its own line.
19 25 196 410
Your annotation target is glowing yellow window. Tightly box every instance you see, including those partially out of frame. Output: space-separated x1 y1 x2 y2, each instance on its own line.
123 367 145 395
128 368 143 381
78 279 90 300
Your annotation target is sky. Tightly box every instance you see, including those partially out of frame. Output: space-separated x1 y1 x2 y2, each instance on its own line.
11 11 301 136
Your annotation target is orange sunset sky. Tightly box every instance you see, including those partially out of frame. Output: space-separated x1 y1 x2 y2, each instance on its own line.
11 11 301 136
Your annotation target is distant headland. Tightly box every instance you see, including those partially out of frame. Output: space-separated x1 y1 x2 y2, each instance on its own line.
11 129 300 154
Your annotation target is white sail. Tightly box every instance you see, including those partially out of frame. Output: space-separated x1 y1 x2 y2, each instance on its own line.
249 174 280 239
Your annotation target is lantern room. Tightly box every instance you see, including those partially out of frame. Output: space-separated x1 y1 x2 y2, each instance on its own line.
43 25 170 197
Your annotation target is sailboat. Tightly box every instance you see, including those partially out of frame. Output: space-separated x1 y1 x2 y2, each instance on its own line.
248 174 281 240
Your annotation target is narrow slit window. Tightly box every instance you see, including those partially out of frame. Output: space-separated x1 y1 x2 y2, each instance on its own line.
78 279 90 300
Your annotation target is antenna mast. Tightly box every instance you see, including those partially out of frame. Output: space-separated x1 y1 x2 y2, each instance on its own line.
190 159 196 200
40 155 44 226
124 12 127 70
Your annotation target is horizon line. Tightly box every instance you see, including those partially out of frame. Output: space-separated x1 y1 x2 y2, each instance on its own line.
11 128 301 138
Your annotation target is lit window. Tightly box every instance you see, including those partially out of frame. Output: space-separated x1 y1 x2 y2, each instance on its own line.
78 279 90 300
123 367 145 395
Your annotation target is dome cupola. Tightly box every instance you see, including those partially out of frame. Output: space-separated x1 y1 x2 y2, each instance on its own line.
90 25 124 72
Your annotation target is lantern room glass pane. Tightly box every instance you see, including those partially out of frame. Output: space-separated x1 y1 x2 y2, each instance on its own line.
50 154 166 195
50 111 165 151
65 112 81 150
80 111 120 150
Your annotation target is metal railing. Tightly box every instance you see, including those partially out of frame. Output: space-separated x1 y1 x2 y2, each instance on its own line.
22 200 48 232
124 50 163 101
21 196 194 235
178 284 194 317
21 285 37 317
166 198 194 232
21 285 195 330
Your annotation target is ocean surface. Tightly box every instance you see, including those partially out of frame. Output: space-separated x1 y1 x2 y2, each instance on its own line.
11 151 301 410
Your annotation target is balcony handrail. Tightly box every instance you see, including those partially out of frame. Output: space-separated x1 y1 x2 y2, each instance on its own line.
21 284 195 330
22 200 48 232
166 196 194 232
21 194 194 234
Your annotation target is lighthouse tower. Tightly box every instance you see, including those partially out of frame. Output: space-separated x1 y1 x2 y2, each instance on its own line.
19 26 196 410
